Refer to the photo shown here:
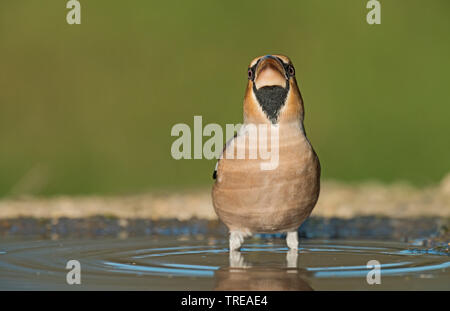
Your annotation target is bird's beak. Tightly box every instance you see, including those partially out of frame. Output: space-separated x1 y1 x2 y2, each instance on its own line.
254 55 287 90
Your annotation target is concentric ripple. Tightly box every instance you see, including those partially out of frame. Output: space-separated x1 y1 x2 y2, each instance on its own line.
0 237 448 290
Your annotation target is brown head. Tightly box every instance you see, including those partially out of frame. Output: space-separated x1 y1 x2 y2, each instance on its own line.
244 54 304 125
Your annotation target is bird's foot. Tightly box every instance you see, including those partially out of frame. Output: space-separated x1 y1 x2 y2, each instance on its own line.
286 231 299 250
229 230 249 251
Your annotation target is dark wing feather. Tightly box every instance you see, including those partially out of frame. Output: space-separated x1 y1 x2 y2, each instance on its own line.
212 132 238 179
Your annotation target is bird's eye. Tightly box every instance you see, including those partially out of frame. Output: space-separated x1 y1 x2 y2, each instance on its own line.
248 68 253 80
288 65 295 77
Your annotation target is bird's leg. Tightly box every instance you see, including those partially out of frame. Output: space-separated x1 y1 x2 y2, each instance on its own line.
229 231 245 251
286 231 299 250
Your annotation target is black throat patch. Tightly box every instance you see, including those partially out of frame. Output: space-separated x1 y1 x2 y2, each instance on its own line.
253 81 289 124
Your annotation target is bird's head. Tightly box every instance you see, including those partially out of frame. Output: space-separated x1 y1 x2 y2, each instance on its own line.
244 54 304 125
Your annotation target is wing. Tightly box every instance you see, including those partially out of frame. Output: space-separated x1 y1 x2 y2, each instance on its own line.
212 132 238 180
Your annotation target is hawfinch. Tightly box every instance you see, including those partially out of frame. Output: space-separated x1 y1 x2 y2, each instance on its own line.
212 54 321 251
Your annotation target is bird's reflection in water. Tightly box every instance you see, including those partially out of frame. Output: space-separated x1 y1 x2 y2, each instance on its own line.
214 249 313 291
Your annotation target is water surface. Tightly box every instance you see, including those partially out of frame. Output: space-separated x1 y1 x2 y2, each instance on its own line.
1 237 448 290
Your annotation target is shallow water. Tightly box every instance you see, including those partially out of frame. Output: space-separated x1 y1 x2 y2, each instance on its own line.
0 237 448 290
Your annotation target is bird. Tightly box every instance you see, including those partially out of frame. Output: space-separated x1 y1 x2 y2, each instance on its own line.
212 54 321 251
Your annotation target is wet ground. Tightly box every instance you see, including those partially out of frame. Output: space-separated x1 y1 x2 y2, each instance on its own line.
0 217 449 290
1 216 449 242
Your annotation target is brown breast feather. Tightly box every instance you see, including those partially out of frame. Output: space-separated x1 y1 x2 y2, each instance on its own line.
212 122 320 233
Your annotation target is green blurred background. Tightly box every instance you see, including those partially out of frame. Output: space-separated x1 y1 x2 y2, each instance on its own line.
0 0 449 197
